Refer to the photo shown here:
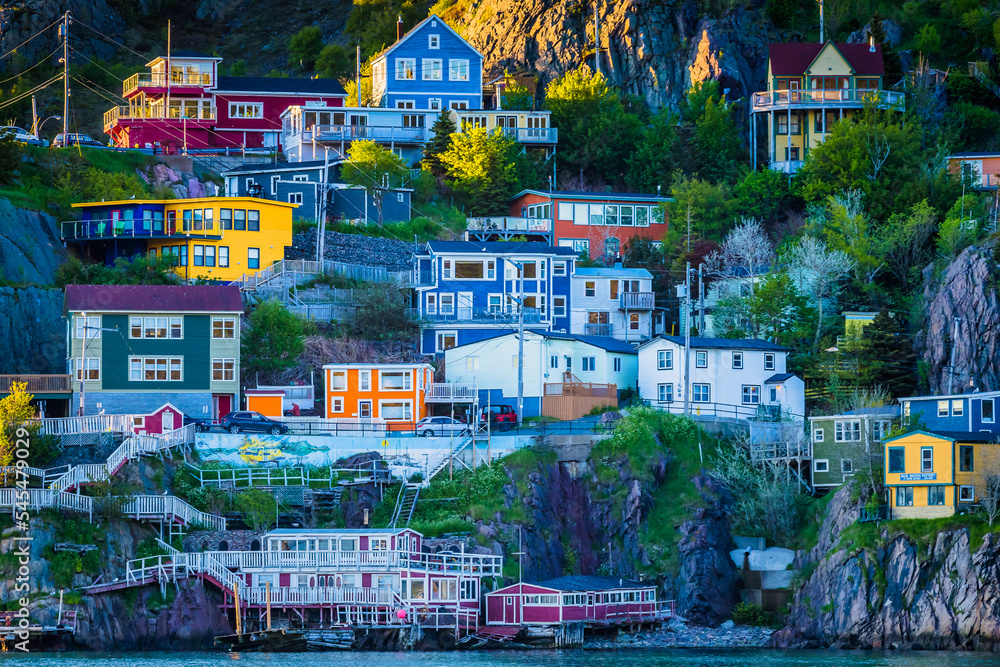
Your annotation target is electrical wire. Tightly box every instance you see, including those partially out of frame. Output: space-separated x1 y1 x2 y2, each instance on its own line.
0 46 61 87
0 73 64 111
0 16 63 62
70 18 148 61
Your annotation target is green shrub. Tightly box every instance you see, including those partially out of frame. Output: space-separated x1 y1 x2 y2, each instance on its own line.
731 602 774 626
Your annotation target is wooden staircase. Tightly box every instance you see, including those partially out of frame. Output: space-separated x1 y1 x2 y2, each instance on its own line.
389 483 420 528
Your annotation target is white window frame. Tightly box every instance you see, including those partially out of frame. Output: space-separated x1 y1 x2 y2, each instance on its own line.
984 399 996 424
952 400 964 417
959 485 976 502
425 293 437 316
764 353 775 371
695 350 708 368
229 102 263 119
74 357 101 381
395 58 416 80
732 352 743 369
288 192 303 205
813 459 829 473
330 371 347 391
742 385 760 405
129 356 183 382
380 371 412 391
379 399 413 421
428 98 442 111
835 420 862 442
76 315 101 339
211 358 236 382
657 383 673 403
428 34 440 49
553 296 566 318
330 396 344 414
582 356 596 372
813 428 824 442
359 370 370 392
657 349 673 370
435 331 457 353
449 59 469 81
212 317 236 339
692 383 710 403
449 100 468 110
422 58 443 81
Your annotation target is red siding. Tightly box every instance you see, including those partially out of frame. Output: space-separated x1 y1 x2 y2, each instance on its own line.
360 536 369 551
362 573 371 588
522 606 561 623
279 573 290 587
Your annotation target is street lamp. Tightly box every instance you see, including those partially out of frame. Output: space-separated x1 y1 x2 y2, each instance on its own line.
36 115 61 143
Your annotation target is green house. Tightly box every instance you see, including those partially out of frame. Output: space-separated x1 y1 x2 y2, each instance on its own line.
810 406 900 492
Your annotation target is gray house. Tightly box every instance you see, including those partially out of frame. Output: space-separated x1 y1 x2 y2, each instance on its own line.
222 160 412 223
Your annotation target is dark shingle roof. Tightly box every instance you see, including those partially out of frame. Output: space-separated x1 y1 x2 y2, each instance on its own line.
926 431 999 444
528 330 638 354
65 285 244 314
513 189 671 202
215 76 346 96
768 42 884 77
842 406 901 417
222 160 334 176
653 335 791 352
765 373 796 383
534 575 649 592
426 241 578 256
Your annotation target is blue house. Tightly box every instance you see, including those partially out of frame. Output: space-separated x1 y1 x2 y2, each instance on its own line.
413 241 577 354
371 15 483 111
899 390 1000 434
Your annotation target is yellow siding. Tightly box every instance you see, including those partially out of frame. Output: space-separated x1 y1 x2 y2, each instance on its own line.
892 504 956 520
885 433 955 487
805 44 853 77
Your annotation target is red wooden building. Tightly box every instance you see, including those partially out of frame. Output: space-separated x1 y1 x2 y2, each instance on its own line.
104 51 346 151
485 575 672 627
132 402 188 435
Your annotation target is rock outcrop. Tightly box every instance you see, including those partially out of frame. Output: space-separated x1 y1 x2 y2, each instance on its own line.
917 244 1000 394
0 286 65 374
0 0 124 71
288 229 418 272
0 199 64 285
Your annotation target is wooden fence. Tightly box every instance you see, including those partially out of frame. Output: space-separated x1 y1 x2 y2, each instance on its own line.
542 382 618 421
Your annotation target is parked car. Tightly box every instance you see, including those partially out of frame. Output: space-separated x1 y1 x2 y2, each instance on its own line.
52 132 103 147
480 405 517 424
181 413 217 432
415 416 470 437
0 126 46 147
218 411 289 435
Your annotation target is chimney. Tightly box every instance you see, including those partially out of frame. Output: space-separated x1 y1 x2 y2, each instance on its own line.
869 35 876 52
397 15 404 41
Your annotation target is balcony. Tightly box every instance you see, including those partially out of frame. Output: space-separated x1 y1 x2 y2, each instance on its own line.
770 160 805 174
123 72 213 96
104 105 217 132
61 219 223 241
619 292 655 310
426 383 478 402
420 306 542 324
498 127 558 144
0 375 71 394
751 88 905 113
584 323 612 337
313 124 428 144
412 269 436 287
467 217 551 234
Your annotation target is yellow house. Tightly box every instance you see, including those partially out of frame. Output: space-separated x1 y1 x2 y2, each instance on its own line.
64 197 296 282
883 430 997 519
750 41 904 173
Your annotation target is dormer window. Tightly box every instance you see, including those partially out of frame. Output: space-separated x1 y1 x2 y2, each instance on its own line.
429 34 440 49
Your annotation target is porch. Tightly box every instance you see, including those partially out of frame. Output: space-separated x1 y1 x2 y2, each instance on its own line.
750 88 905 112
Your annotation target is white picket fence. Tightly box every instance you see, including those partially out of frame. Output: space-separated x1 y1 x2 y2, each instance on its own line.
32 414 136 436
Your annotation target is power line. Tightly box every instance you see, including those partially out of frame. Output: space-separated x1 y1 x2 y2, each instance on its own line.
0 46 61 87
0 73 64 111
0 16 63 62
70 18 148 61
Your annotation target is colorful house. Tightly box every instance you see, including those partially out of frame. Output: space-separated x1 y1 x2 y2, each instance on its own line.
750 41 904 173
104 51 346 150
322 363 435 426
570 264 655 341
899 390 1000 435
62 197 296 282
412 241 577 355
473 190 670 259
810 405 900 492
132 402 190 434
485 576 670 627
883 430 998 519
948 152 1000 189
65 284 243 418
371 15 483 110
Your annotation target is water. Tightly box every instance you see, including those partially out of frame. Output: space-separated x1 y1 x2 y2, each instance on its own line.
0 651 994 667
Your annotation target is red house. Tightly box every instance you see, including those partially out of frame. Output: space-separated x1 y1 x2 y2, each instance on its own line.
132 402 187 435
104 51 346 151
485 576 672 626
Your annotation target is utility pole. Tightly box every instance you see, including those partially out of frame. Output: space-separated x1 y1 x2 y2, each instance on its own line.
31 96 38 137
682 263 692 417
686 203 692 253
516 260 525 426
356 45 362 106
818 0 824 42
61 12 69 139
698 263 705 335
594 1 601 77
947 317 961 395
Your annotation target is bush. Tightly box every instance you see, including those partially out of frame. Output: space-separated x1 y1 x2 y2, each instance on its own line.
731 602 774 626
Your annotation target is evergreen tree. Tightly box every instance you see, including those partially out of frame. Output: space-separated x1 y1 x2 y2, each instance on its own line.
422 114 457 177
860 309 917 399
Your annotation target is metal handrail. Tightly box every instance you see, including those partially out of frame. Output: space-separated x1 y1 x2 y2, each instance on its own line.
751 88 905 110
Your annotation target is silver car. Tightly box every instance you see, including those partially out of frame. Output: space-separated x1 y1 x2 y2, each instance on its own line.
0 126 46 147
416 417 470 437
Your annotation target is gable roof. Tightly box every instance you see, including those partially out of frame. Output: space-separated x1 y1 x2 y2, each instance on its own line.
446 330 637 355
64 284 244 314
214 76 346 96
764 373 796 383
899 390 1000 402
222 159 338 176
373 14 483 64
641 335 791 352
535 575 649 592
768 42 884 77
425 240 578 256
573 266 653 279
512 189 671 203
882 430 998 445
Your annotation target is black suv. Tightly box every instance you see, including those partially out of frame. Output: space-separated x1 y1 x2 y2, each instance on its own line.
218 411 289 435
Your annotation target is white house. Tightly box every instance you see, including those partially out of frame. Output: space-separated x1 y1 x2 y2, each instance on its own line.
570 265 655 341
637 336 804 422
443 330 639 417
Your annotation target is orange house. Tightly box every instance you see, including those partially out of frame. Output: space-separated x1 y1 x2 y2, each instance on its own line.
245 389 285 417
322 363 434 427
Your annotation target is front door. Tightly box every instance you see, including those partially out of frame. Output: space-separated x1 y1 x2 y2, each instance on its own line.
359 400 372 420
504 596 516 624
457 292 473 320
161 410 175 432
214 394 232 420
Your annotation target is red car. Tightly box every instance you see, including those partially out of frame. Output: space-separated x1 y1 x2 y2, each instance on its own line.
481 405 517 424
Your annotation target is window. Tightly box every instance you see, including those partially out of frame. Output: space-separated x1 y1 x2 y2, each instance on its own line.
696 350 707 368
732 352 743 369
248 210 260 231
742 385 760 405
983 400 995 424
288 192 303 205
248 248 260 269
204 245 215 267
130 357 182 381
381 401 412 421
436 332 456 352
212 358 235 381
449 59 469 81
440 294 454 315
428 34 440 49
550 355 559 369
213 318 236 339
425 293 437 315
219 246 229 268
169 317 182 339
455 261 486 279
777 112 800 134
553 261 566 276
460 580 477 601
610 280 619 300
74 358 100 381
449 100 469 110
381 371 411 390
428 98 441 111
938 400 949 417
928 486 946 506
959 485 975 502
193 245 205 266
585 281 596 297
178 246 187 266
842 459 854 474
397 101 415 109
395 58 415 80
960 445 974 472
327 371 346 392
582 357 596 372
921 447 933 473
230 102 263 118
657 349 673 370
630 314 639 330
76 315 101 339
331 397 344 413
872 420 891 442
220 209 233 230
182 209 193 231
764 353 775 371
693 384 710 403
235 210 247 230
465 356 480 371
888 447 905 473
835 420 861 442
896 486 913 507
613 357 621 372
814 459 829 473
952 400 964 417
553 297 566 317
422 58 442 80
657 383 673 403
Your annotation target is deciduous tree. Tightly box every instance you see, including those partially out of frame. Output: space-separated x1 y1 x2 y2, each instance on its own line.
341 140 410 224
241 300 305 383
288 26 324 70
235 488 277 531
786 236 854 350
439 127 520 216
0 382 34 467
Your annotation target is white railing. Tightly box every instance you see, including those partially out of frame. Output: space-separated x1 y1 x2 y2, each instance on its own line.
619 292 655 310
242 586 399 606
230 259 409 292
32 414 135 436
104 105 216 130
499 127 558 143
466 217 552 234
313 124 428 143
198 547 500 575
0 488 94 516
770 160 805 174
751 88 905 111
426 383 478 401
127 495 226 531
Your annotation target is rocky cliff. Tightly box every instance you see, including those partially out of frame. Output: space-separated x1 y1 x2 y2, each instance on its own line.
917 244 1000 395
0 0 124 70
772 485 1000 650
0 286 65 374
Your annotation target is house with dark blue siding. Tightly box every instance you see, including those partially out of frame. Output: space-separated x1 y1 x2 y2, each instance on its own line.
413 241 577 355
371 15 483 110
222 161 412 223
899 390 1000 434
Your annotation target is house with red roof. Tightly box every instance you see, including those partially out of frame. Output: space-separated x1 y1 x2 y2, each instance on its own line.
64 284 244 419
750 41 904 173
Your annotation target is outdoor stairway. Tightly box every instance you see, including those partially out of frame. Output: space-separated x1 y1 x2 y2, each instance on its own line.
427 435 474 480
390 483 420 528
